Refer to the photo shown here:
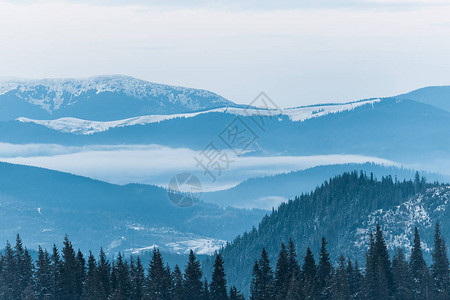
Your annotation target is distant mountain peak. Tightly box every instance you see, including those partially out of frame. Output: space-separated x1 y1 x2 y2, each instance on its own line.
0 75 238 120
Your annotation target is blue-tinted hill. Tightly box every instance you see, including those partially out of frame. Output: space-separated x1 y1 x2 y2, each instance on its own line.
0 161 265 255
202 163 450 209
395 85 450 112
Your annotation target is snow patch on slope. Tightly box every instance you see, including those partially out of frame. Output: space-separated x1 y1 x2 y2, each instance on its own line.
0 75 233 112
354 186 450 254
17 98 381 135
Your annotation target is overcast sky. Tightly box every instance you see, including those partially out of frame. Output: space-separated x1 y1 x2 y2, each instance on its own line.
1 0 450 107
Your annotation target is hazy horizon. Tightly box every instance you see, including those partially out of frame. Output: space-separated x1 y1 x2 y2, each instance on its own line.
1 0 450 108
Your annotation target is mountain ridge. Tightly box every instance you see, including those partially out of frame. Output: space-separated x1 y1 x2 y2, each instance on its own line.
0 75 239 121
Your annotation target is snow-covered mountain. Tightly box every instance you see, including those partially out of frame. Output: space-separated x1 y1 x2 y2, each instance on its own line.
16 98 380 135
0 75 237 121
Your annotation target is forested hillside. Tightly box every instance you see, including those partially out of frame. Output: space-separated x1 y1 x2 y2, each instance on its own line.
213 171 447 294
1 223 448 299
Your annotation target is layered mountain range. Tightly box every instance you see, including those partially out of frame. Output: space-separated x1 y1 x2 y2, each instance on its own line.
0 75 449 280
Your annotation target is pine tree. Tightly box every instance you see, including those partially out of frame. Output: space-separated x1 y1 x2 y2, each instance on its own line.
14 234 34 299
97 248 111 298
75 249 86 298
111 252 131 299
164 264 173 299
364 232 378 300
410 227 433 300
35 246 52 300
287 238 300 280
172 265 184 300
61 235 79 299
431 222 450 299
83 251 100 300
202 279 210 300
183 250 203 299
346 259 362 299
259 248 274 300
374 223 393 298
302 247 318 299
285 275 302 300
333 255 350 300
317 237 333 299
21 282 35 300
51 244 63 300
250 260 263 300
130 256 145 300
1 241 17 299
229 286 245 300
210 253 228 300
392 248 412 300
148 248 169 299
274 243 289 299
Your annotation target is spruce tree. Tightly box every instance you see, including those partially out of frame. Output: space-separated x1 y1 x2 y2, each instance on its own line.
364 232 378 300
250 260 262 300
392 248 412 300
210 253 228 300
35 246 52 300
130 256 145 300
274 243 289 299
172 265 184 300
374 223 393 298
317 237 333 299
51 244 63 300
333 255 350 300
164 264 173 299
97 248 111 298
83 251 100 300
346 259 362 299
302 247 318 299
183 250 203 299
148 248 169 299
1 241 17 299
410 227 433 300
287 238 300 280
75 249 86 298
112 252 131 299
61 235 79 299
14 234 34 299
229 286 245 300
202 279 210 300
285 275 302 300
259 248 274 300
431 222 450 299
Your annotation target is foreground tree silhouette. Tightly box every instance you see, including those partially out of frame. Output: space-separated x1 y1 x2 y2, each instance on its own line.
148 248 171 299
1 221 450 300
172 265 184 300
36 246 52 299
259 248 274 300
302 247 318 299
410 227 433 300
61 235 80 299
210 253 228 300
392 248 412 299
229 286 245 300
431 222 450 299
274 243 289 299
250 260 263 300
183 250 203 299
317 237 333 299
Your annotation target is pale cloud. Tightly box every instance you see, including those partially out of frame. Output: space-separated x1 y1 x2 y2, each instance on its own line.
0 143 400 191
